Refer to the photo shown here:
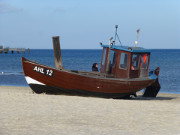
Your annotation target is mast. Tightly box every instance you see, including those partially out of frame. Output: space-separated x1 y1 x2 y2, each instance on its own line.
114 25 122 46
135 29 140 47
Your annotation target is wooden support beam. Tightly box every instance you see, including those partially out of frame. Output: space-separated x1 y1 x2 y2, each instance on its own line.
52 36 63 69
28 48 30 54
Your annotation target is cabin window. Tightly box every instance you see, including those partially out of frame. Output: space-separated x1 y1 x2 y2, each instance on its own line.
140 54 148 69
131 54 139 70
110 50 116 67
120 53 128 69
102 48 107 65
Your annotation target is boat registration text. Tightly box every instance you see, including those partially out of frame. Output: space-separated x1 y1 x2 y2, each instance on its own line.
33 66 54 77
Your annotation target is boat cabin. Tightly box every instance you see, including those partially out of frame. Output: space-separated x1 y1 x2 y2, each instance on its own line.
100 45 151 78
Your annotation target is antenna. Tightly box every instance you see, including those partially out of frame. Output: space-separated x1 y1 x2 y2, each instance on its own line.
135 29 140 47
109 37 113 48
114 25 122 46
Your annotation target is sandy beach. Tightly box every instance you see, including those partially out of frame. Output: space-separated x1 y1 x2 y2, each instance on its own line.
0 86 179 135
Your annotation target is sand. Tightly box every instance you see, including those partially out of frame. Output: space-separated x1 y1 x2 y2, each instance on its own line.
0 86 179 135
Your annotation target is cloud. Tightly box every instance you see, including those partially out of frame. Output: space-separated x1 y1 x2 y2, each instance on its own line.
0 2 22 13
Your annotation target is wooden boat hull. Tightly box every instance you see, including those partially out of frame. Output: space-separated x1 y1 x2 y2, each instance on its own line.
22 57 157 98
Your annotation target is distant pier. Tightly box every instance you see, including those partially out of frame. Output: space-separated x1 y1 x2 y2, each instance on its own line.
0 46 30 54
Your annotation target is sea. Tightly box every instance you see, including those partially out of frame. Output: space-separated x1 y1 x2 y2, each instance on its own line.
0 49 180 94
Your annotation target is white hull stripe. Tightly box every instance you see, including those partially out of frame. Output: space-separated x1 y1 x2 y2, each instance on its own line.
25 76 45 85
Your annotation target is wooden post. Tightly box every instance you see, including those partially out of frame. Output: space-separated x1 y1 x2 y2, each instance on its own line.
28 48 30 54
52 36 63 69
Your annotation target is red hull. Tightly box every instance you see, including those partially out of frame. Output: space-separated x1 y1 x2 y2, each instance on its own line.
22 57 156 98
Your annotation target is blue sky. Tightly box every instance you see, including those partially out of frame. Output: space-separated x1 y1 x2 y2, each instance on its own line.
0 0 180 49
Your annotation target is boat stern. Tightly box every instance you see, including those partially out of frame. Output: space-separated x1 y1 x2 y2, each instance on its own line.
143 67 161 97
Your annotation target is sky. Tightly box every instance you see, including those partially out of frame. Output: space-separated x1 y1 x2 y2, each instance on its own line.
0 0 180 49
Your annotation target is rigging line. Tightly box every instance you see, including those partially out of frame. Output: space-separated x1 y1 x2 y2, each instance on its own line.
116 33 122 45
114 28 117 43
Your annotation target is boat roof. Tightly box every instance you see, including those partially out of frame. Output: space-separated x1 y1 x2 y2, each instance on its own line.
101 45 151 53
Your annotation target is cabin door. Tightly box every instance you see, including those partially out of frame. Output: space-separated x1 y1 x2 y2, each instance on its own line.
130 54 140 78
109 50 117 74
100 48 107 73
117 52 129 78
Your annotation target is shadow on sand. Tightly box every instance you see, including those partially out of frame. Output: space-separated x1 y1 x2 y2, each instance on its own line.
131 96 176 101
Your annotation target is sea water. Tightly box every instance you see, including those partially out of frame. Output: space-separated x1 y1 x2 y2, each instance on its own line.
0 49 180 94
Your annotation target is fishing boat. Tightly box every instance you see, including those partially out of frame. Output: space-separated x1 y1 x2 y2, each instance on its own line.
22 26 160 98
